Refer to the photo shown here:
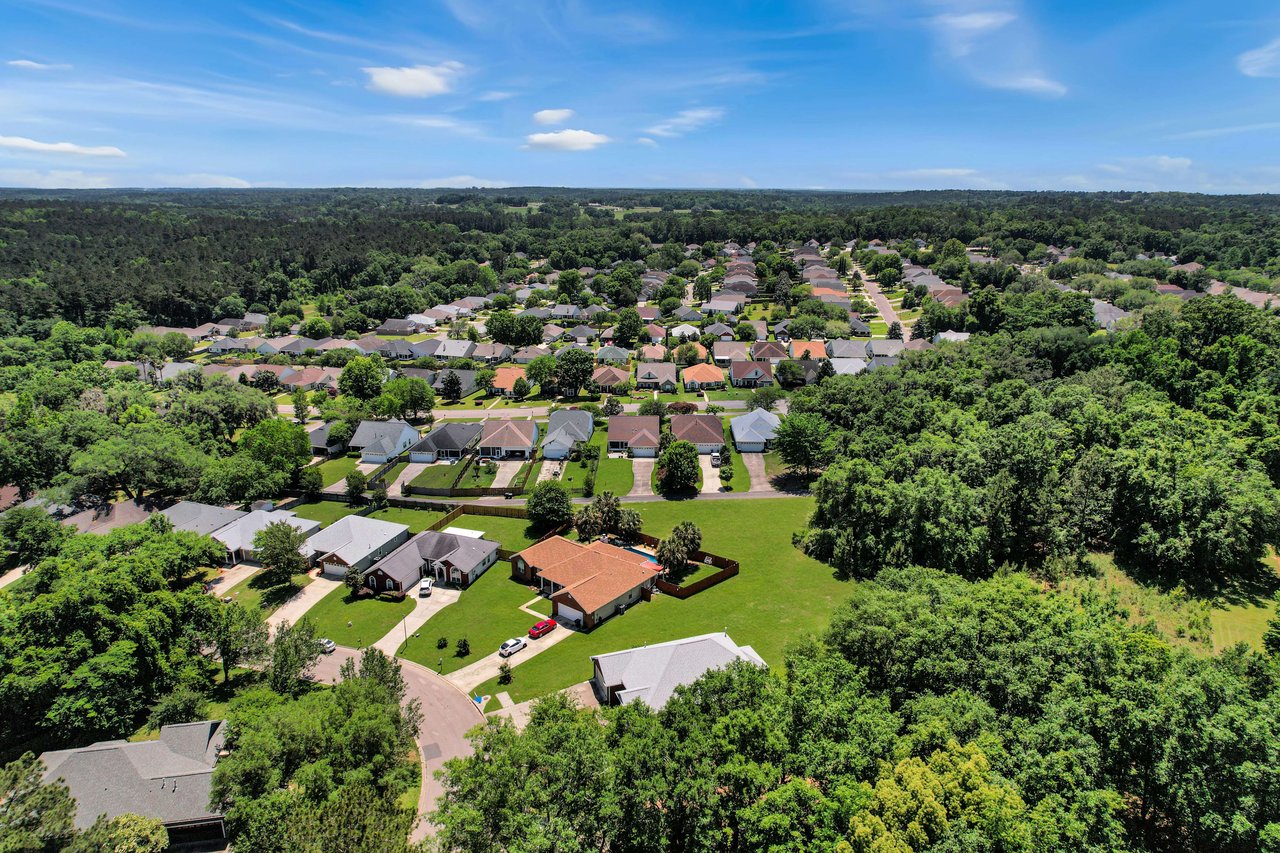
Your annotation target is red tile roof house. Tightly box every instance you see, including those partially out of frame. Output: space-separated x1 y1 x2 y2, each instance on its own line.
478 419 539 459
670 414 726 454
511 537 658 630
491 366 526 398
789 340 828 361
638 344 668 362
682 362 726 391
729 360 774 388
635 362 679 392
607 415 661 457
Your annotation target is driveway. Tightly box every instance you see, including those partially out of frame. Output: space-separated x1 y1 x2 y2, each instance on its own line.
536 458 563 483
267 574 342 635
322 461 378 494
388 462 428 496
740 453 776 493
628 457 655 497
204 563 258 597
487 680 599 730
444 622 576 692
699 455 722 494
0 565 25 592
312 647 483 842
372 586 461 657
490 460 524 490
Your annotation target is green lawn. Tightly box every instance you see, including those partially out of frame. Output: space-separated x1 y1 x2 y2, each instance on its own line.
305 583 416 648
313 455 360 487
461 460 499 489
719 422 751 492
444 514 544 552
367 506 447 533
289 500 359 527
397 564 539 675
435 391 488 410
410 462 465 489
224 569 314 616
474 498 848 703
596 455 634 497
376 461 408 487
705 388 756 402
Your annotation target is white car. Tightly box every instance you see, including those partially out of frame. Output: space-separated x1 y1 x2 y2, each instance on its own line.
318 638 336 655
419 578 434 597
498 637 527 658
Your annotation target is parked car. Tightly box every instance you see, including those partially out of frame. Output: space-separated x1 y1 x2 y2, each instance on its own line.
419 577 434 597
499 637 527 657
528 619 557 638
318 638 336 655
710 452 722 467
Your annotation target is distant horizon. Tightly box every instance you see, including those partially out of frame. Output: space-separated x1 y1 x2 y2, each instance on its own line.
5 1 1280 193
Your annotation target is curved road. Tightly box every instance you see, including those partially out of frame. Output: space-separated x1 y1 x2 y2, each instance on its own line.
312 646 483 842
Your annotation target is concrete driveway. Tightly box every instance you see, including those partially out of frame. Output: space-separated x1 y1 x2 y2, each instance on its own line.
312 647 483 841
204 563 258 597
445 621 576 692
267 575 341 635
740 452 775 493
490 460 524 490
388 462 428 496
372 586 461 657
628 457 655 497
0 565 25 592
699 455 722 494
322 461 378 494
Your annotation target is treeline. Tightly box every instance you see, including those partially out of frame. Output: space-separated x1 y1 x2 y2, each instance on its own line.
433 567 1280 852
790 292 1280 587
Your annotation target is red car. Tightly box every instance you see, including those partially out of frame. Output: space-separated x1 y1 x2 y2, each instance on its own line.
528 619 557 639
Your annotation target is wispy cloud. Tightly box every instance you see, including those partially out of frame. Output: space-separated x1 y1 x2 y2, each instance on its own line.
393 114 486 137
524 128 611 151
0 135 126 157
533 108 574 126
0 168 115 188
362 62 463 97
7 59 73 71
928 6 1066 97
1171 121 1280 140
645 107 725 137
739 176 758 188
154 172 252 188
478 90 516 102
636 137 658 147
419 175 511 188
1237 37 1280 77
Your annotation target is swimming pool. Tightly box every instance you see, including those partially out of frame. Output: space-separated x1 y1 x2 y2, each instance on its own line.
624 546 659 564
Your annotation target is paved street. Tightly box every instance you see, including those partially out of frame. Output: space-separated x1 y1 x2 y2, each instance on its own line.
857 264 902 330
0 565 25 592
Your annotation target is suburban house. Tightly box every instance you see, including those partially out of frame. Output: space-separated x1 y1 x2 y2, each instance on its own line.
670 323 700 341
790 340 828 361
491 366 526 398
638 344 668 361
705 295 745 314
830 357 869 376
472 343 514 364
364 529 500 593
161 501 246 537
424 368 479 399
542 323 566 343
375 318 417 336
308 422 345 457
670 414 725 454
435 340 476 361
513 345 550 363
567 324 598 343
349 420 419 463
510 536 658 630
591 633 765 709
41 721 229 844
682 362 726 391
730 407 781 452
705 322 734 341
408 422 482 463
729 360 774 388
712 341 749 366
211 509 321 565
478 419 539 459
541 409 594 460
643 323 666 343
591 365 631 392
595 345 630 364
866 339 907 369
826 339 865 359
934 330 972 344
848 318 872 337
751 340 788 364
308 516 411 578
635 362 679 392
607 416 661 457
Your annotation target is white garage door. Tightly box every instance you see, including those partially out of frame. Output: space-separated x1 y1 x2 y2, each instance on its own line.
556 603 584 624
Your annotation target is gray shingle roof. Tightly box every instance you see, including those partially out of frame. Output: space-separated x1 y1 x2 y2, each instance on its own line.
592 633 764 709
160 501 246 537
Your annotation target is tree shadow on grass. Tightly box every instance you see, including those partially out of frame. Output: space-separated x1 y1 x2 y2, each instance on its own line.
248 572 306 610
1115 551 1280 608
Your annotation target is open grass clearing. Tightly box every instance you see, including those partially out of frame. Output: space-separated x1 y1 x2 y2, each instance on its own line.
305 583 416 648
289 500 359 527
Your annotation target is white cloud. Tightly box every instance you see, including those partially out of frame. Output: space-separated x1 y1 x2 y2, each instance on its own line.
7 59 72 71
739 176 758 188
1172 121 1280 140
636 137 658 147
533 108 574 125
932 12 1015 57
395 115 484 136
154 173 252 188
0 169 114 188
478 90 516 102
362 62 463 97
919 4 1065 98
524 128 611 151
0 135 126 158
990 74 1068 97
1238 37 1280 77
419 175 511 188
646 107 725 137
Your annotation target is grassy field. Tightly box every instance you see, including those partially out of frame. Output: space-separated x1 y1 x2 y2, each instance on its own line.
290 500 359 527
397 564 539 674
313 455 360 487
224 569 314 615
705 388 757 402
305 583 416 648
445 513 545 552
595 454 635 496
410 462 464 489
474 498 849 703
367 506 447 532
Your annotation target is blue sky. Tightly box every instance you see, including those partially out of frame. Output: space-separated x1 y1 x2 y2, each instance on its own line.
3 0 1280 191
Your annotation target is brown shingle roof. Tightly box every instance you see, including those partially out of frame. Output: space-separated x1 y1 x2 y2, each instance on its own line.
670 414 724 446
479 419 536 446
607 416 661 449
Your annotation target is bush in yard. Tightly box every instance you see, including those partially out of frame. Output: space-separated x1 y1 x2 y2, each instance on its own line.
345 470 368 504
253 521 310 586
526 480 573 531
582 471 595 497
657 440 700 493
497 662 512 685
719 457 735 489
296 465 323 499
456 637 471 658
344 564 364 596
437 637 449 650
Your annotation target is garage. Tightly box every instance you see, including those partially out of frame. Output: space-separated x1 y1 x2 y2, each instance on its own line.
554 601 584 624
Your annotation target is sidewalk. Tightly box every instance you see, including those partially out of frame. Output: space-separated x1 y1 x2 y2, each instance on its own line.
267 574 342 635
445 621 576 692
0 565 25 592
372 586 460 657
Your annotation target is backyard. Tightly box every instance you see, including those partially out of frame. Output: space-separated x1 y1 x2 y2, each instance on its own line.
312 455 360 487
472 498 851 703
305 583 416 648
289 500 359 527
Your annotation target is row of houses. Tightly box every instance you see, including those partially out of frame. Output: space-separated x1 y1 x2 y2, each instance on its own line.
605 410 782 455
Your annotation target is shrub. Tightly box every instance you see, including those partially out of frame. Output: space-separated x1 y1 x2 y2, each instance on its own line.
437 636 449 650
